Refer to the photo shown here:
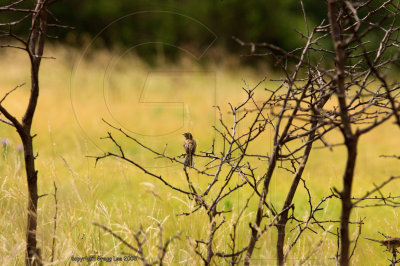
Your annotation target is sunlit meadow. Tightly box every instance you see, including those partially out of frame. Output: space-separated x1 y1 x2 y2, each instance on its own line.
0 45 399 265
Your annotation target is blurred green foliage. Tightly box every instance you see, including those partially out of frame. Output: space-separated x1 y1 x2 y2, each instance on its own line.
2 0 394 65
47 0 327 61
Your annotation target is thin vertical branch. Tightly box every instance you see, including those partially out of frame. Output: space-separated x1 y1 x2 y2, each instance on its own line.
50 181 58 263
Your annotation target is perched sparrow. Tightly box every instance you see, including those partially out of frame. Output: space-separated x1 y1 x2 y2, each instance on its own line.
183 132 196 168
365 237 400 251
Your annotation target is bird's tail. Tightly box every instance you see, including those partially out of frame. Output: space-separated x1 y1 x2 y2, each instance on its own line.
184 154 194 167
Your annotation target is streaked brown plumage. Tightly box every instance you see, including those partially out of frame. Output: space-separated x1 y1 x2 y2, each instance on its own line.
183 132 196 168
365 237 400 251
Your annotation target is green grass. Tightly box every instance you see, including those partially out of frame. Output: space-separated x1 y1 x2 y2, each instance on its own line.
0 45 400 265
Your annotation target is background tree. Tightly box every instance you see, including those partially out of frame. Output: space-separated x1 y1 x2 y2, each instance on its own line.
0 0 63 264
327 0 400 264
238 0 400 265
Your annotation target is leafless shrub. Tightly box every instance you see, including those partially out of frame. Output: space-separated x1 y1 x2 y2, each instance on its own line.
94 1 400 265
235 0 400 265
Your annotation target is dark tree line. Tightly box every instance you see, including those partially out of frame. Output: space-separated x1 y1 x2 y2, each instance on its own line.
0 0 330 64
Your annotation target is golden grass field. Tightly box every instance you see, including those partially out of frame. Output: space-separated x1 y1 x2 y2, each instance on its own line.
0 45 400 265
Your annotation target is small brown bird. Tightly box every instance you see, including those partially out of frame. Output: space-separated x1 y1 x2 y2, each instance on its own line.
183 132 196 168
365 237 400 251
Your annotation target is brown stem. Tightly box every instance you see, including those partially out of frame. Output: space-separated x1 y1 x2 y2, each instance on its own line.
328 1 358 265
23 134 41 266
276 125 316 265
339 137 358 266
206 220 216 265
276 84 331 265
23 2 51 265
244 149 277 265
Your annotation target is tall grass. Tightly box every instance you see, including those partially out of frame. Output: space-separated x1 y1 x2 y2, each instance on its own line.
0 45 399 265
